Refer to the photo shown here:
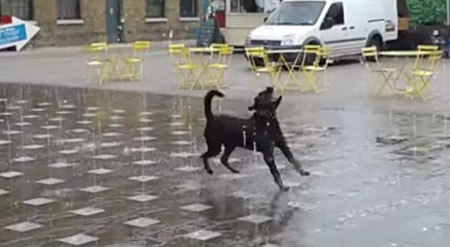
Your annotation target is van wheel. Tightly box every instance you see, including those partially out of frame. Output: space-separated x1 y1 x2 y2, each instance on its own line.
366 36 382 62
367 36 382 52
303 43 319 65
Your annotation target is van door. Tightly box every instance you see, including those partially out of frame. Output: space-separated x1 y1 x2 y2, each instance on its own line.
345 1 369 55
318 2 349 57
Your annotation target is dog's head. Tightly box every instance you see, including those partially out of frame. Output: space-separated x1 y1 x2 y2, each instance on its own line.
248 87 282 118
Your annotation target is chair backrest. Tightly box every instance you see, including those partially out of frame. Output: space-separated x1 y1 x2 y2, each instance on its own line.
82 45 107 62
304 44 321 54
427 50 443 72
417 45 439 52
169 43 185 51
414 45 439 70
245 46 273 68
210 43 228 50
360 46 381 69
361 46 378 58
168 44 191 66
301 44 322 67
318 46 332 67
217 45 234 64
245 46 268 59
91 42 108 51
133 41 151 51
131 41 151 61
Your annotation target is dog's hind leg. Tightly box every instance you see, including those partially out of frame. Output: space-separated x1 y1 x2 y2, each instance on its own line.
263 153 289 191
276 140 310 176
201 141 221 175
220 145 240 174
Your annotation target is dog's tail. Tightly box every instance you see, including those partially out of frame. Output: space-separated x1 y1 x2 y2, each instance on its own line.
204 90 224 120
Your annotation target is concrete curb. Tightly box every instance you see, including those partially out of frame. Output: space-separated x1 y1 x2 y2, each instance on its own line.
0 39 197 57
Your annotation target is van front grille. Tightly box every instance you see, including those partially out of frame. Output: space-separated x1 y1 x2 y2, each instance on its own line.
251 40 281 46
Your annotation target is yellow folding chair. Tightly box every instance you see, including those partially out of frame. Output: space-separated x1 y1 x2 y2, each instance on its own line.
361 46 398 95
245 46 280 88
122 41 151 81
207 45 234 88
413 45 439 71
408 50 443 100
211 43 233 65
168 44 198 89
245 46 265 75
210 43 228 50
82 45 111 85
91 42 108 50
298 45 331 93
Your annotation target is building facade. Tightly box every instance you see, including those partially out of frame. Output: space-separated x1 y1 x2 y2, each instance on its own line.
0 0 204 47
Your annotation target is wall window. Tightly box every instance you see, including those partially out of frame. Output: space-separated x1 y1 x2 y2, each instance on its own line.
11 0 33 20
231 0 280 13
180 0 197 17
56 0 81 19
147 0 164 17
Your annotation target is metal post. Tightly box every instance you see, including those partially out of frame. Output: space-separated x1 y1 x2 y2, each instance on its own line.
204 0 209 19
447 0 450 26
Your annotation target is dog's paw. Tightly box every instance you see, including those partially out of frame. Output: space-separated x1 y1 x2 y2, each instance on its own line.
206 169 214 175
230 168 240 174
300 169 310 176
280 186 290 192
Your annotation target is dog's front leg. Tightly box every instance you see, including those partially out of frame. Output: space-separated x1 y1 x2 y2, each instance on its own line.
276 140 310 176
263 153 289 191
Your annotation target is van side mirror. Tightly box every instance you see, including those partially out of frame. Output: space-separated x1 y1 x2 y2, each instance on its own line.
320 17 335 30
263 17 268 23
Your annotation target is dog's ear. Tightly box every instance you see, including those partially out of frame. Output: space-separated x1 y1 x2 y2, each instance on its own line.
274 96 282 109
266 87 274 93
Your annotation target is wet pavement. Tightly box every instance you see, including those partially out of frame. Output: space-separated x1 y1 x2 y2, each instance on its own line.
0 81 449 247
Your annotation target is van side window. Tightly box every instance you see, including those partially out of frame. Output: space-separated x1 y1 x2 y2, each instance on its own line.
325 2 344 25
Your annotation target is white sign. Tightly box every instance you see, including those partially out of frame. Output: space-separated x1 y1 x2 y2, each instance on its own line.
0 17 40 51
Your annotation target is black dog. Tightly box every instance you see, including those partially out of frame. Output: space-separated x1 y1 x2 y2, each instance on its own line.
201 87 309 191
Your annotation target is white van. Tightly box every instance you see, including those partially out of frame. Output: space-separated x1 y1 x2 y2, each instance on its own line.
245 0 398 58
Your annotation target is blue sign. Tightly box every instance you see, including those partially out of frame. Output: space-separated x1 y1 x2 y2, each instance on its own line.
0 24 27 46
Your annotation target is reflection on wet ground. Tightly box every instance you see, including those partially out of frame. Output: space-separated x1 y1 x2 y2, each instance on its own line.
0 83 449 247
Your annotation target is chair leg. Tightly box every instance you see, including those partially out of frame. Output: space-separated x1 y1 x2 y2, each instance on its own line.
376 71 394 95
175 69 188 89
207 69 224 89
180 70 193 89
101 63 110 84
304 71 319 93
417 76 430 101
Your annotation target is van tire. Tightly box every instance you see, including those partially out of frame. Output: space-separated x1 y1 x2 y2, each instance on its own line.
366 36 382 62
367 35 382 52
303 42 319 65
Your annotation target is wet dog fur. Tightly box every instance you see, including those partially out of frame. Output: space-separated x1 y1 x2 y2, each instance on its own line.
201 87 309 191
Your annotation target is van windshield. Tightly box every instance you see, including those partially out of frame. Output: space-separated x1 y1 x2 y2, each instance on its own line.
265 1 326 26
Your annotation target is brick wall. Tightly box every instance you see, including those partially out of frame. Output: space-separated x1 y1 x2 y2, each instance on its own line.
122 0 203 42
1 0 203 47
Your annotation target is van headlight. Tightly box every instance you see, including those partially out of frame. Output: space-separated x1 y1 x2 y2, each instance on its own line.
281 35 295 46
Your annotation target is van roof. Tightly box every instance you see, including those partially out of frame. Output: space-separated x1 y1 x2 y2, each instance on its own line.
284 0 332 2
283 0 355 2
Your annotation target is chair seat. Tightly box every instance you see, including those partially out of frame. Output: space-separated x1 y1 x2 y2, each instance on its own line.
412 69 433 77
369 67 396 72
126 58 142 63
208 63 228 69
301 66 325 71
256 67 276 73
178 64 198 70
87 60 104 66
